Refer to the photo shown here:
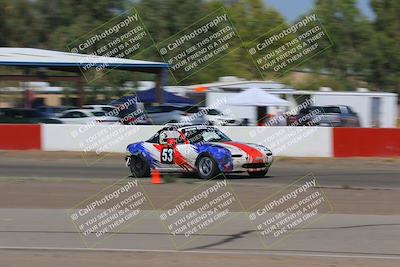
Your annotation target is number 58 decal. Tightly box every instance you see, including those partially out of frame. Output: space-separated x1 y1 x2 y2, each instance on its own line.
161 148 174 164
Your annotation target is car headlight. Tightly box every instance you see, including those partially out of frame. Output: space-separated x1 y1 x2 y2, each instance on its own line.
254 144 272 155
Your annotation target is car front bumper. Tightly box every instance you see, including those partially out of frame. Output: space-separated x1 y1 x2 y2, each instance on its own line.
228 155 273 173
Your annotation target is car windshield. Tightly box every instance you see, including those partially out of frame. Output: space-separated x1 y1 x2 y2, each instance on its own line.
183 128 231 143
102 107 115 112
300 106 322 114
322 107 341 113
91 111 106 117
178 106 199 113
205 109 222 115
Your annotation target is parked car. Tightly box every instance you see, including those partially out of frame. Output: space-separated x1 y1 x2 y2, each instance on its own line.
288 106 323 126
200 108 240 126
36 106 76 118
290 105 360 127
125 125 273 179
82 105 116 113
144 104 207 125
0 108 63 124
117 107 151 125
83 104 150 125
58 109 121 125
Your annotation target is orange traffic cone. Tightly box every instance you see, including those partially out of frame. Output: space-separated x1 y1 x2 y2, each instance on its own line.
151 169 162 184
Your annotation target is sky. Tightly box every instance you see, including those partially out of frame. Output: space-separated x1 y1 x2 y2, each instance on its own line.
264 0 375 22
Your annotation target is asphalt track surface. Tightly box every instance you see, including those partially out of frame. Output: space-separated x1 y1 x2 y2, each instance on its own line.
0 152 399 265
0 153 399 188
0 209 399 259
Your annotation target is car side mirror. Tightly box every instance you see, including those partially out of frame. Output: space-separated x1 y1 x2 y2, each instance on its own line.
159 131 180 145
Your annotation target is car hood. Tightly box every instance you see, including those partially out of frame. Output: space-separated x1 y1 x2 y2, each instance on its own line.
209 141 271 159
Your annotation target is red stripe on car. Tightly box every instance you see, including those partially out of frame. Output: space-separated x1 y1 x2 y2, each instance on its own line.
173 149 193 171
154 143 192 170
153 144 162 151
224 142 263 162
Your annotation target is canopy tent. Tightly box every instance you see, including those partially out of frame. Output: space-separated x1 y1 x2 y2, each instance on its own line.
226 87 289 106
0 48 169 106
135 88 194 104
226 87 289 125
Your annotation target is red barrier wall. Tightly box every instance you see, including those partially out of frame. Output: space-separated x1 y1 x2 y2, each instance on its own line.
333 128 400 157
0 124 41 150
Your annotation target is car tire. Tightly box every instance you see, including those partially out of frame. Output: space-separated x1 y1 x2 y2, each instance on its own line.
196 155 220 179
248 169 269 177
129 155 150 178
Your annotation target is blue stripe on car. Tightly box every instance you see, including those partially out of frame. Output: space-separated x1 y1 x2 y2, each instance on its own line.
193 144 233 172
127 142 160 168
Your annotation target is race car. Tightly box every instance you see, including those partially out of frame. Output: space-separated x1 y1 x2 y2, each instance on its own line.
125 125 273 179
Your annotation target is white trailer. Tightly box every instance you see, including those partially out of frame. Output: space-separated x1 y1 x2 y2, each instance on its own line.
293 91 398 128
206 89 398 128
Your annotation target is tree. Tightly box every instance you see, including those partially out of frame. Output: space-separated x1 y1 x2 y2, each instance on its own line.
309 0 373 89
367 0 400 93
223 0 286 81
37 0 126 50
136 0 206 43
1 0 39 47
0 0 8 46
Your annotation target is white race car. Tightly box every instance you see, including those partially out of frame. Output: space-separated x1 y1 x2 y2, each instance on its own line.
125 125 273 179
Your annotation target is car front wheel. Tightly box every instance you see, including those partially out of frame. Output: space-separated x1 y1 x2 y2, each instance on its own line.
196 155 219 179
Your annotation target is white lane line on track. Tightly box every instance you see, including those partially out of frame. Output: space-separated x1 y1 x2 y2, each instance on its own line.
0 246 399 260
